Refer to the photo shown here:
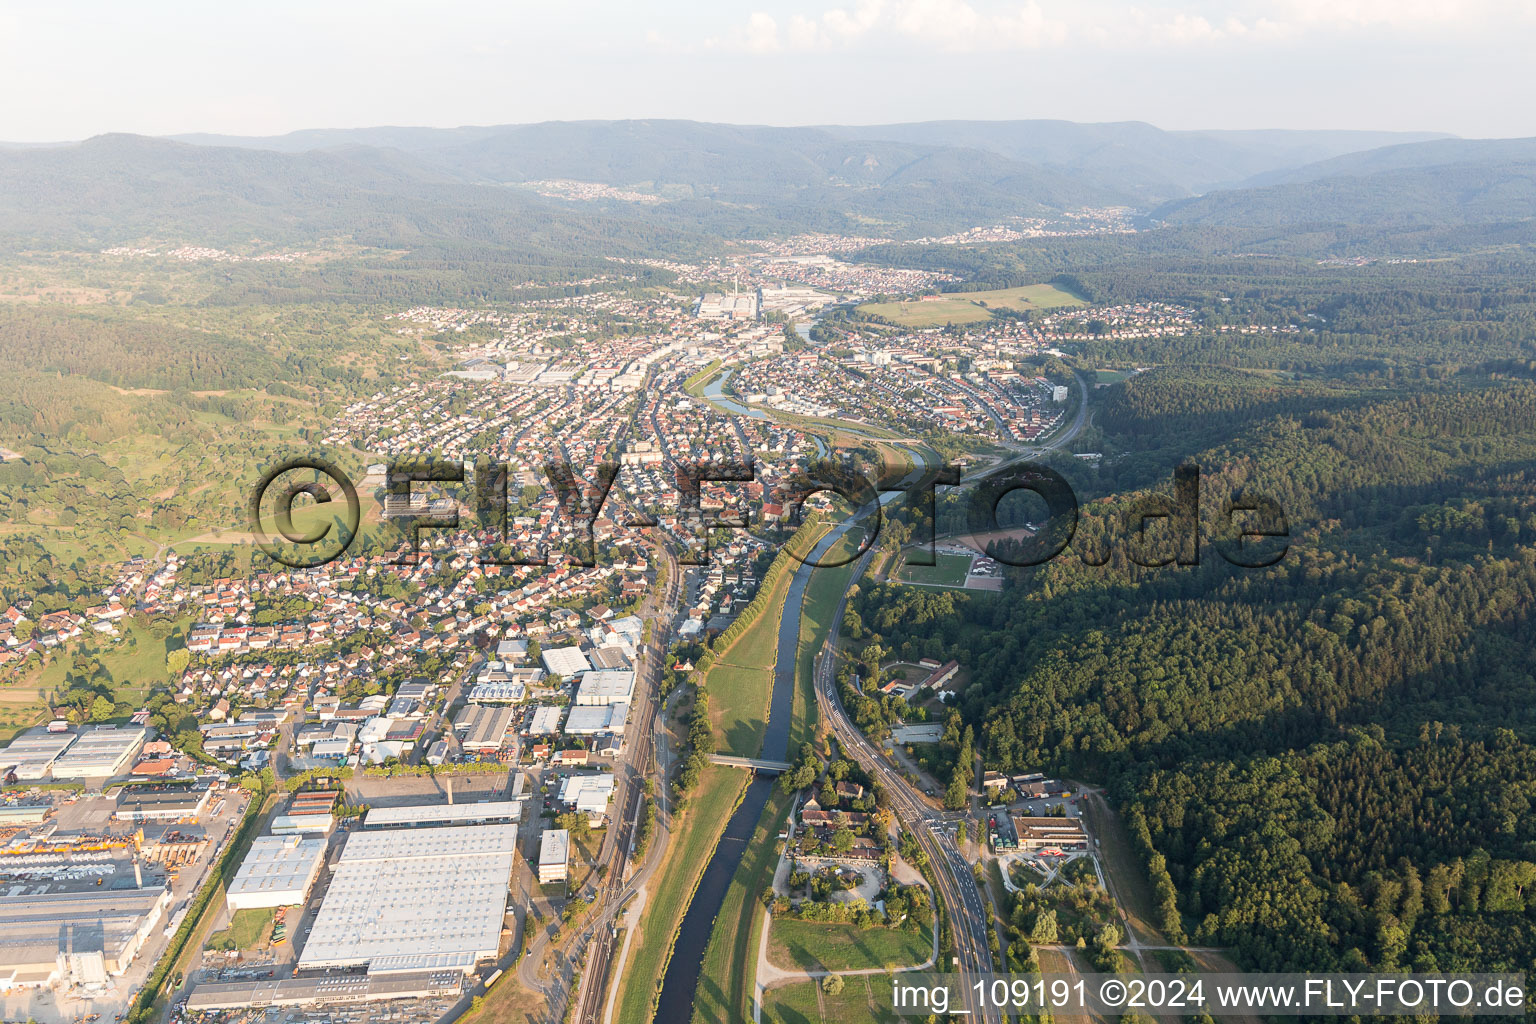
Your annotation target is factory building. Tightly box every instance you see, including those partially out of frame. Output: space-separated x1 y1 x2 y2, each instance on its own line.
696 291 759 321
574 670 635 706
523 706 563 736
541 646 591 677
226 834 328 912
114 784 212 822
538 829 569 884
269 812 336 836
557 774 616 825
186 971 463 1011
362 801 522 830
562 703 629 736
454 704 517 753
0 885 172 989
297 824 518 976
0 726 78 781
49 725 148 779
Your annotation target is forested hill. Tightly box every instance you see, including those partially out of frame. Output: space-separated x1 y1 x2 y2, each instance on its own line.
0 133 708 256
849 258 1536 976
8 122 1533 251
1154 159 1536 229
819 120 1446 198
1241 136 1536 188
0 126 1132 250
184 119 1446 202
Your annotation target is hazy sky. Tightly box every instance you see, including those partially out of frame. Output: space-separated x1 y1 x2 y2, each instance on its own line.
3 0 1533 141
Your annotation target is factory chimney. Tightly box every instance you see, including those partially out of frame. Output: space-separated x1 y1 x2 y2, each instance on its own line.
133 858 143 888
447 778 454 805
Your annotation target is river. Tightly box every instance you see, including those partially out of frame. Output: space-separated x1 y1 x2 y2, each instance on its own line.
653 443 927 1023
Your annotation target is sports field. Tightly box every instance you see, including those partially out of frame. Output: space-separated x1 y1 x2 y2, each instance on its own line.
892 551 974 588
858 283 1085 327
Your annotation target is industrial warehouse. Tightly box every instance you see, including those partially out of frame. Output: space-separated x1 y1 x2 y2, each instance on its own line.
0 885 173 990
295 823 519 975
224 834 327 911
362 799 522 830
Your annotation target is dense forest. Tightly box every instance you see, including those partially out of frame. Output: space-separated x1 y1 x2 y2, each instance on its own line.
851 253 1536 975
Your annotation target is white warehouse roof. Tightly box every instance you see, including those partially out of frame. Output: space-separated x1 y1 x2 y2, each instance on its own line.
363 801 522 829
226 835 327 911
563 703 630 736
523 706 563 736
541 646 591 677
575 670 635 706
297 824 518 975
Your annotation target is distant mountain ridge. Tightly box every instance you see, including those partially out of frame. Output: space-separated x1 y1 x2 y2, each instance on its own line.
1 119 1531 255
169 118 1450 201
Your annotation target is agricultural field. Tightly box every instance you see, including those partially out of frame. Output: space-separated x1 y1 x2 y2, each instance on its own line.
0 684 49 744
858 283 1085 327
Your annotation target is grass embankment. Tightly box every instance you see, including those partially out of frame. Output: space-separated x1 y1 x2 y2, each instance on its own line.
767 918 933 973
684 358 725 397
689 787 794 1024
790 525 865 753
612 764 749 1024
206 906 278 951
762 976 901 1024
705 521 834 758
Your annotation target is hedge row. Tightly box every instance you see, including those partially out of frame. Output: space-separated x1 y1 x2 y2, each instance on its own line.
693 513 824 678
128 788 269 1024
682 358 724 393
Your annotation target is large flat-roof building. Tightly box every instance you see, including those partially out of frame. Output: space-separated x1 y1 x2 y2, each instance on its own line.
575 670 635 706
538 829 569 884
454 704 517 753
49 725 148 779
226 834 327 912
186 970 463 1011
270 812 337 836
523 706 563 736
0 726 79 781
697 291 759 321
1012 816 1090 852
362 801 522 830
562 703 629 736
297 824 518 976
541 646 591 677
557 774 615 825
115 784 212 822
0 885 172 989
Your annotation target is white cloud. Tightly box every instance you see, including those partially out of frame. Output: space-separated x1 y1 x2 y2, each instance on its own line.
745 11 782 52
711 0 1532 54
1275 0 1526 30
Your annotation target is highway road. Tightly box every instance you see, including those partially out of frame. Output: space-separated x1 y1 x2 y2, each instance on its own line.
812 540 1001 1024
795 373 1094 1024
